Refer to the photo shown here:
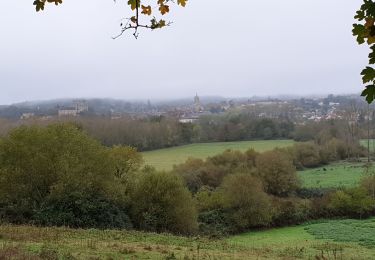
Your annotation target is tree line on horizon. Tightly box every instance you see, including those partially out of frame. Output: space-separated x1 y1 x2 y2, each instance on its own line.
0 115 294 151
1 107 373 153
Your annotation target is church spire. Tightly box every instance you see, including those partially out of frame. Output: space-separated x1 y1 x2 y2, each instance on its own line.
194 93 202 112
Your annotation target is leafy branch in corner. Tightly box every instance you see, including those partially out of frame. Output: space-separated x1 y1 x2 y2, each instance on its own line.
354 0 375 103
32 0 188 39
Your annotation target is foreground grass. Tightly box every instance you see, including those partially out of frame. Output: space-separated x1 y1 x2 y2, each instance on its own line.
305 218 375 248
2 219 375 259
298 161 371 189
229 218 375 259
142 140 294 171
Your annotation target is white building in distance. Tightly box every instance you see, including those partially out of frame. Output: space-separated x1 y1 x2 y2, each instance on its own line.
20 113 35 120
58 100 88 117
74 100 89 113
58 109 78 117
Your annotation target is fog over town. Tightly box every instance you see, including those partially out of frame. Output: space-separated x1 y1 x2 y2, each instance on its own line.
0 0 366 104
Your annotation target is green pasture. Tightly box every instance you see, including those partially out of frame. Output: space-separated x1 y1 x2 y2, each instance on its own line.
360 139 375 152
142 140 294 171
305 218 375 248
228 218 375 259
2 219 375 259
298 161 371 189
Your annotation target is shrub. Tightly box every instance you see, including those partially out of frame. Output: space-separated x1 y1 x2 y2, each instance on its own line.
107 145 143 179
130 171 198 235
272 197 311 226
207 149 252 172
310 193 334 218
174 150 258 192
361 175 375 198
0 124 111 219
194 186 225 212
328 187 375 218
294 142 321 168
0 124 137 229
220 173 273 232
296 187 333 199
34 191 133 229
319 138 359 164
172 158 206 193
198 209 232 237
256 150 300 196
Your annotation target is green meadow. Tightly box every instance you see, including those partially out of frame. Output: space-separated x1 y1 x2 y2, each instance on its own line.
142 140 295 171
299 161 371 189
2 219 375 259
228 218 375 259
143 140 372 190
360 139 375 152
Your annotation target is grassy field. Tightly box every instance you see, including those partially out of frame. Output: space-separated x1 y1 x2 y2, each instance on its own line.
1 219 375 259
360 139 375 152
229 218 375 259
142 140 294 171
298 161 370 189
143 140 370 189
305 218 375 248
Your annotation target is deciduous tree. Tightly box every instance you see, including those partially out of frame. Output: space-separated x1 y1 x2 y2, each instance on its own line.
256 150 299 196
32 0 188 38
130 170 198 234
354 0 375 103
220 173 273 231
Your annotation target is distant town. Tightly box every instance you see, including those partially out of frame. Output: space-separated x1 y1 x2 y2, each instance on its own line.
0 94 371 125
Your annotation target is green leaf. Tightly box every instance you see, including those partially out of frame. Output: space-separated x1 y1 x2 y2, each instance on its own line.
353 24 366 44
361 85 375 103
369 45 375 64
150 18 167 29
365 1 375 18
361 66 375 83
355 10 366 20
33 0 45 12
127 0 140 10
33 0 63 11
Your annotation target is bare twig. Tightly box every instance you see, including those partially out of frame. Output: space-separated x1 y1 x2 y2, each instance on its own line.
112 0 173 39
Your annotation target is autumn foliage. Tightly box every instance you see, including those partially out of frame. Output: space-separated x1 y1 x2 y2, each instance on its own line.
32 0 188 38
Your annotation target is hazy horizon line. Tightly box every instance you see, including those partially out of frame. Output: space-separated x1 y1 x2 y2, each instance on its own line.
0 92 363 106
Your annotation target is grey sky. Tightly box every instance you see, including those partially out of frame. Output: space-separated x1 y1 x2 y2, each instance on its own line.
0 0 368 104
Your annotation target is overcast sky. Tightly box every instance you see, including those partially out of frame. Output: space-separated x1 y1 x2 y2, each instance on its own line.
0 0 368 104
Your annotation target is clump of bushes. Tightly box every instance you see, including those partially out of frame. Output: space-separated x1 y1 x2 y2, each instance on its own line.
272 197 311 226
194 174 275 235
34 191 133 229
172 137 372 235
0 124 197 235
173 149 300 234
220 173 273 231
130 171 198 234
327 187 375 218
0 123 372 237
256 150 299 196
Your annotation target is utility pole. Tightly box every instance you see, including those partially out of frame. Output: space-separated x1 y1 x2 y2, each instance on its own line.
368 104 371 163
